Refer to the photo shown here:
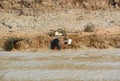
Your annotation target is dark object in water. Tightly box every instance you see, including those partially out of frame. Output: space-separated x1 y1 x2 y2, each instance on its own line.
51 38 61 50
4 38 23 51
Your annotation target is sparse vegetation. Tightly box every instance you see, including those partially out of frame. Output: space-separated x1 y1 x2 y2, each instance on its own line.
4 38 23 51
48 28 67 37
109 0 116 6
35 0 43 4
84 23 95 32
0 0 120 13
2 31 120 51
48 29 57 37
56 28 67 36
0 0 120 51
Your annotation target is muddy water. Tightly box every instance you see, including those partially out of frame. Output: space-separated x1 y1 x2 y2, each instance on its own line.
0 49 120 81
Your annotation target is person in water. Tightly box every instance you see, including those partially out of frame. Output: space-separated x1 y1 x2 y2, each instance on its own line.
51 38 61 50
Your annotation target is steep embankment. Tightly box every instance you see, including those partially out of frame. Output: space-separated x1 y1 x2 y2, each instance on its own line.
0 0 120 51
0 28 120 51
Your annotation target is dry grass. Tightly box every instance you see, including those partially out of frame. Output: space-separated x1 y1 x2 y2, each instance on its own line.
2 34 51 51
84 23 95 32
2 30 120 51
68 33 120 49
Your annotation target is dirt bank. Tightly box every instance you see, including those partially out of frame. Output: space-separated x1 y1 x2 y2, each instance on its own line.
1 0 119 13
0 1 120 52
0 28 120 52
